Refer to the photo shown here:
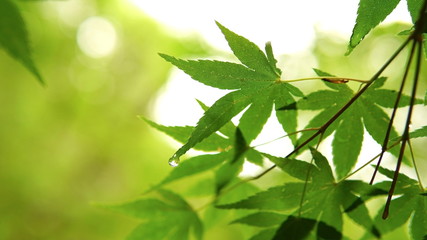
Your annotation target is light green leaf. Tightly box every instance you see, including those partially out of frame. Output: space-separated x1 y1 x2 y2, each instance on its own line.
410 125 427 138
196 99 236 138
160 54 270 90
263 153 316 181
375 195 418 234
109 189 203 240
265 42 282 76
239 89 274 143
216 21 278 79
274 83 298 144
245 148 264 166
172 88 258 160
249 229 277 240
217 183 304 210
313 68 348 91
410 195 427 240
332 109 364 178
231 212 286 227
347 0 401 54
143 118 230 152
310 148 335 183
365 89 423 108
342 191 380 238
283 82 305 97
0 0 44 84
214 157 244 194
361 102 401 158
293 90 344 110
297 106 341 151
159 153 227 186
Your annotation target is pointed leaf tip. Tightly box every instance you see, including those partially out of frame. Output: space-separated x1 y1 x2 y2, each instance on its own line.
215 21 278 79
0 0 45 85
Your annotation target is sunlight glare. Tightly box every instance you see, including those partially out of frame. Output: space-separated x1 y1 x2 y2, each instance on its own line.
77 17 117 58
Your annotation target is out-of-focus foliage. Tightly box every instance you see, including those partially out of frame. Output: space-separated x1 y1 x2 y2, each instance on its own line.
0 0 207 239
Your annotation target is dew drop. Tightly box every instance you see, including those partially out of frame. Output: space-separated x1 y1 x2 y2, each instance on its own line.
168 154 180 167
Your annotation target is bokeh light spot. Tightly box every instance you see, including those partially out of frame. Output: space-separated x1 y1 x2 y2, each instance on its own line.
77 16 117 58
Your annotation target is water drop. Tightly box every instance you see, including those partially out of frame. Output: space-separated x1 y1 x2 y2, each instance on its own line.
168 154 180 167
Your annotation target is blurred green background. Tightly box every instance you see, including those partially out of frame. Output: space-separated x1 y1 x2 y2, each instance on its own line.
0 1 425 240
0 1 207 239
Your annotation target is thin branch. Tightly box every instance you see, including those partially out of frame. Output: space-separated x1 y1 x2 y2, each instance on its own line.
383 39 423 220
369 39 417 185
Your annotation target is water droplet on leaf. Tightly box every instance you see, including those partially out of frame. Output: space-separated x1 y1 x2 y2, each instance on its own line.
168 154 180 167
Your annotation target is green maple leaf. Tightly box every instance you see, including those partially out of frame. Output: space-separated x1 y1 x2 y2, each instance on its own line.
160 22 302 164
287 69 423 179
219 148 378 239
365 167 426 240
347 0 401 54
144 103 266 193
348 0 427 56
105 189 203 240
0 0 44 85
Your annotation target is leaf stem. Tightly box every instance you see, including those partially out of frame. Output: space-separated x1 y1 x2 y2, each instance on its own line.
251 127 320 148
338 139 401 182
407 139 424 190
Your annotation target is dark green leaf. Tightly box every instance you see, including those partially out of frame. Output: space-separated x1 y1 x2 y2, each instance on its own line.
0 0 44 84
332 109 364 178
273 216 316 240
347 0 400 54
317 221 342 240
214 157 244 194
232 127 248 162
160 54 270 90
249 229 277 240
407 0 424 23
231 212 286 227
216 21 278 79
